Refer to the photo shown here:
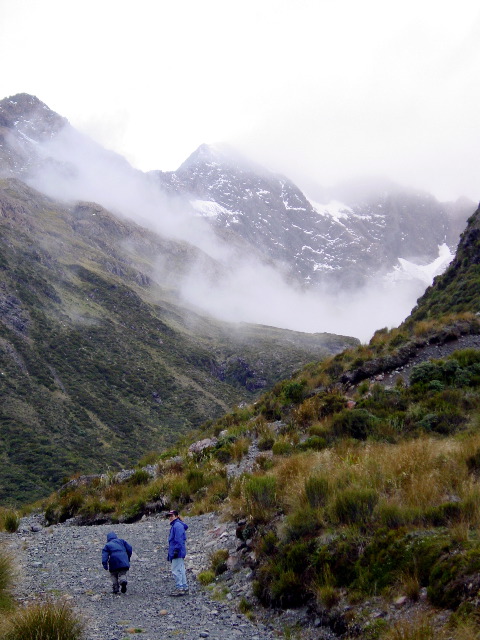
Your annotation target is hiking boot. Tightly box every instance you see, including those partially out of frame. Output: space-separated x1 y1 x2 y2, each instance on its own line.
121 582 127 593
169 590 185 597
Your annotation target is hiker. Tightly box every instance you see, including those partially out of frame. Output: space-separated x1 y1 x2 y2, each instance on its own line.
102 531 132 594
167 509 189 596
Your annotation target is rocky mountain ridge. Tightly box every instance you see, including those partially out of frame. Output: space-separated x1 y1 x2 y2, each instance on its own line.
0 93 474 294
151 144 473 289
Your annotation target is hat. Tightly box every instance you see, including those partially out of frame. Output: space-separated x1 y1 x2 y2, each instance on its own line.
167 510 178 517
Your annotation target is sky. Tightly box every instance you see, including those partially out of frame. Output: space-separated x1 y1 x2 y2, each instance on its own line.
1 0 480 202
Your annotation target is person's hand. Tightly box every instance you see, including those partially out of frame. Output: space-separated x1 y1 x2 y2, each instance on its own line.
172 551 179 559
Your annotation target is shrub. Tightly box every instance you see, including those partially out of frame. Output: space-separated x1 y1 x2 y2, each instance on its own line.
238 597 252 613
382 614 436 640
214 444 233 463
127 469 151 486
282 381 307 404
243 476 277 523
329 487 378 525
169 479 190 504
1 511 20 534
257 530 278 556
297 436 327 452
283 507 322 542
0 550 14 610
197 570 215 585
332 409 378 440
210 549 229 575
316 584 340 609
264 567 306 608
186 470 206 493
428 546 480 609
1 601 83 639
258 435 275 451
305 475 330 508
272 440 293 456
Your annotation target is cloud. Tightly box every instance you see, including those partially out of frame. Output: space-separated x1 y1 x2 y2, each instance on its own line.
27 124 450 343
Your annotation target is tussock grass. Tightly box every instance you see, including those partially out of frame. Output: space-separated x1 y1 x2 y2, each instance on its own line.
0 550 14 611
0 510 20 534
0 600 83 640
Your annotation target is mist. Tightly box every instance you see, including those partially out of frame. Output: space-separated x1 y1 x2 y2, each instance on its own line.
27 124 450 343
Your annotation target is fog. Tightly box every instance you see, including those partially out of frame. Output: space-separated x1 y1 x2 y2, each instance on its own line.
1 1 479 203
24 123 447 343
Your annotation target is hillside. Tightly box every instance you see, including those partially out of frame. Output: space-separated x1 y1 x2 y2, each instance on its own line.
0 177 357 505
408 203 480 322
28 207 480 639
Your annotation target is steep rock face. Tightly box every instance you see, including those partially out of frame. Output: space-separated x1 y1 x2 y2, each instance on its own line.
151 144 473 289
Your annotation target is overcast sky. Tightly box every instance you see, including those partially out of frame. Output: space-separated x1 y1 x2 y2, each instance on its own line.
1 0 479 202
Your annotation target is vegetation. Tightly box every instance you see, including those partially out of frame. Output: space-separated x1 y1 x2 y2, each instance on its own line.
6 196 480 636
0 600 83 640
0 179 356 505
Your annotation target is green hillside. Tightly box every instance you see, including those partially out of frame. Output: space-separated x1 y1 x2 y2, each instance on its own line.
31 206 480 638
0 178 356 504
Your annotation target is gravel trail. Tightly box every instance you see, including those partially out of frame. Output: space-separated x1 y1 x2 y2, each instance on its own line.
1 513 277 640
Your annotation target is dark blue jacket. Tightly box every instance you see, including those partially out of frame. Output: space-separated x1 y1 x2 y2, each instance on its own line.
168 518 188 561
102 532 132 571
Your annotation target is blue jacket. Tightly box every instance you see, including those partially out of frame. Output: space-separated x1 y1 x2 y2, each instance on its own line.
168 518 188 561
102 532 132 571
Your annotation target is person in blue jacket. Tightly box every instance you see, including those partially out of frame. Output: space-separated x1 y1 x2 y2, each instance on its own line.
167 510 189 596
102 531 132 594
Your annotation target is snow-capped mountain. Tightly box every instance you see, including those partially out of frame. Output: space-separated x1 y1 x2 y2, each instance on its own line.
0 94 474 297
150 143 473 290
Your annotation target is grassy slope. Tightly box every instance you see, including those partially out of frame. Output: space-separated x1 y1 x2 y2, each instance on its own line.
0 179 357 504
33 207 480 637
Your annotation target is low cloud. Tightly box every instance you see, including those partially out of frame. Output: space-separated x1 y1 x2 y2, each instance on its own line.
27 125 448 343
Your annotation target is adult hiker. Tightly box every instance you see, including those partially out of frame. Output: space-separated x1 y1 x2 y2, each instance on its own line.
167 509 189 596
102 531 132 594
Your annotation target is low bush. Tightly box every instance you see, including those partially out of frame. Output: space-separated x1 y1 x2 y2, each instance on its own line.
243 475 278 523
197 570 215 585
1 511 19 534
304 475 330 508
272 440 293 456
209 549 229 575
1 600 83 640
127 469 151 486
0 549 14 611
332 409 378 440
329 487 378 525
283 507 322 542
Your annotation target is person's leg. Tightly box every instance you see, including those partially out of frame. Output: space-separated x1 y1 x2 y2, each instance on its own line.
178 558 188 590
119 569 128 593
171 558 183 593
110 571 120 593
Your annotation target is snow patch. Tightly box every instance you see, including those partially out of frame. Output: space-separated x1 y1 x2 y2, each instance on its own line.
308 198 352 224
190 199 237 218
385 243 454 286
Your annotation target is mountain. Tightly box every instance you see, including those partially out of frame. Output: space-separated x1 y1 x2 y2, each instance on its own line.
0 95 358 504
150 144 473 290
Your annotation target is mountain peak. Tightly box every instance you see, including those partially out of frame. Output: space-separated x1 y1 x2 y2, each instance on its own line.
0 93 67 139
178 143 238 169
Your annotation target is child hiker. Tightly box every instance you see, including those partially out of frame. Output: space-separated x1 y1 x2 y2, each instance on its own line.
167 510 189 596
102 531 132 594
